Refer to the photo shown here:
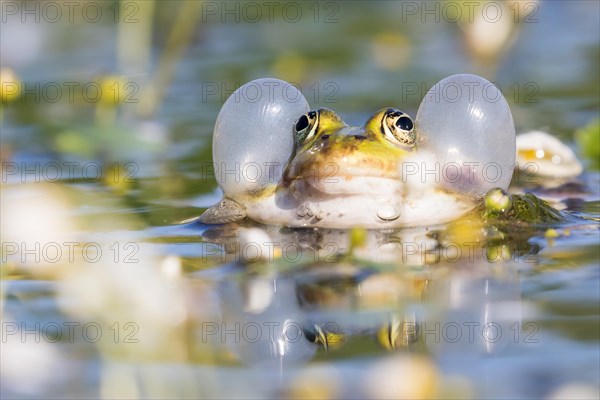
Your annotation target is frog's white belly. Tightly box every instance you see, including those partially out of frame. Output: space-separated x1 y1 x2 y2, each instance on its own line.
244 179 475 229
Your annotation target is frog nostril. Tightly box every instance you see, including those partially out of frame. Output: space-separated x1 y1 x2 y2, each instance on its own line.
353 135 367 140
321 134 330 140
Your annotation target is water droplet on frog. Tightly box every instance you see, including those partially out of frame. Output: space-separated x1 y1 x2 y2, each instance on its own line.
379 242 401 251
315 211 325 220
551 155 561 165
297 205 307 217
377 204 400 221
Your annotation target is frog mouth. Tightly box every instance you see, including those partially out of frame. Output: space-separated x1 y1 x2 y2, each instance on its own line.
286 149 403 195
289 174 401 196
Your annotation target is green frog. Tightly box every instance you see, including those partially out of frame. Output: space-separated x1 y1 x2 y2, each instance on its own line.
199 76 570 230
200 107 474 228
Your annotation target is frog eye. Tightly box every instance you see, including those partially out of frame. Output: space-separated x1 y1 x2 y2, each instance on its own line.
294 111 319 144
382 108 416 147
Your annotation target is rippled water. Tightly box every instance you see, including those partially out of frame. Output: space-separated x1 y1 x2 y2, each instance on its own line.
2 1 599 399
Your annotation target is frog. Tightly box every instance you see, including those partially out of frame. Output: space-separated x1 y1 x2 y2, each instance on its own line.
198 76 573 230
200 107 475 229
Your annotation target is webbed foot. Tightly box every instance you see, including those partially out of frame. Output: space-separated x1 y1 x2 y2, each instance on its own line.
199 199 247 224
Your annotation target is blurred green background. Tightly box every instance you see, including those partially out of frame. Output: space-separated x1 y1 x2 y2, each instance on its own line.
1 1 599 399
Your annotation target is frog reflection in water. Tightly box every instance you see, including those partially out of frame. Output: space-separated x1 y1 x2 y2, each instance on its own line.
200 76 565 229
